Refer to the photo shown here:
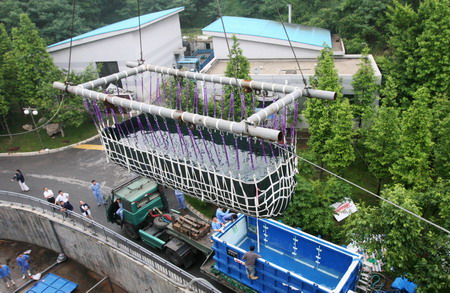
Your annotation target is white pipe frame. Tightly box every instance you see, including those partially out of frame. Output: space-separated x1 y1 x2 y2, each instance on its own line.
57 63 336 141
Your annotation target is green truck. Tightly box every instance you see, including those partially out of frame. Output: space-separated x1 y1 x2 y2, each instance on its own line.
106 177 213 269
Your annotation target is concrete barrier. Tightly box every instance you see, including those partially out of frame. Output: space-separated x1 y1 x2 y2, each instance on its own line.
0 201 216 293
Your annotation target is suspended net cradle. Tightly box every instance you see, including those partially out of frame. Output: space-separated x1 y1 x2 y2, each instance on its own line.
54 63 335 217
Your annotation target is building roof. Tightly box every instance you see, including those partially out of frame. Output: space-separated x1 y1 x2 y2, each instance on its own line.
48 7 184 48
202 16 331 48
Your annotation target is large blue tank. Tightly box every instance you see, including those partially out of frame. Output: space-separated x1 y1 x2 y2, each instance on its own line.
212 215 362 293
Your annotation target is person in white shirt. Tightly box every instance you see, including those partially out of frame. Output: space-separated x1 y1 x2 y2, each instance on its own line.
43 187 55 204
55 190 69 203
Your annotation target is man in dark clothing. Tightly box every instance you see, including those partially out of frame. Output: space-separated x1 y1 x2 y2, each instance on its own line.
59 200 73 218
243 245 261 280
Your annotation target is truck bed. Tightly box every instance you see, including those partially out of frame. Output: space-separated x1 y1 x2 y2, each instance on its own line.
166 222 213 256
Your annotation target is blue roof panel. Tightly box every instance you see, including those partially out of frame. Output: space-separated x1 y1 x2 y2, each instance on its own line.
49 7 184 48
203 16 331 47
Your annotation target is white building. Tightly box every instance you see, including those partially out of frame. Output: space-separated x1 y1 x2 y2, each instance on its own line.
48 7 186 100
201 16 381 96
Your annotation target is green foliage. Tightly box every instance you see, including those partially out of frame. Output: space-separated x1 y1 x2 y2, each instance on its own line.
344 183 450 291
282 175 351 241
390 88 434 190
363 105 401 188
223 35 252 120
0 24 11 116
431 96 450 180
7 14 61 109
385 0 450 105
351 48 379 128
305 46 354 172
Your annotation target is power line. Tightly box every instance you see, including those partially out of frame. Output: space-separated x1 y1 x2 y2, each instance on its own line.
296 154 450 234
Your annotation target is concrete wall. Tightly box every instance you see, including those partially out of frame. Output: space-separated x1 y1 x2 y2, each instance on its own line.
0 203 185 293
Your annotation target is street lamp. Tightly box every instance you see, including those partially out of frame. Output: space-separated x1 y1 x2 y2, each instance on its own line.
23 107 44 149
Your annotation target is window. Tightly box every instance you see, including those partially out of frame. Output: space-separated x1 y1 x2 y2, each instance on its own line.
96 61 122 88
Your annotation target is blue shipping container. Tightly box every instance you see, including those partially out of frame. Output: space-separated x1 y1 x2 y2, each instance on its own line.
212 215 362 293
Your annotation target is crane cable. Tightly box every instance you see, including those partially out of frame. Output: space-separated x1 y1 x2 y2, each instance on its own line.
274 2 309 88
137 0 144 64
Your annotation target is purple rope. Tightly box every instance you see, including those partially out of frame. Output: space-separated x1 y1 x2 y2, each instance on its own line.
169 79 173 109
221 88 225 119
153 116 168 148
203 85 208 116
291 102 299 145
240 93 246 120
83 99 98 127
143 114 159 146
213 88 217 118
141 75 144 102
175 123 188 155
234 137 240 170
110 108 126 139
221 134 230 167
283 107 288 140
162 119 176 152
208 130 221 164
92 101 105 127
198 129 213 164
194 86 199 114
187 128 200 160
248 137 255 170
185 80 190 112
228 92 234 121
154 75 161 104
118 106 131 137
176 81 181 110
260 139 268 163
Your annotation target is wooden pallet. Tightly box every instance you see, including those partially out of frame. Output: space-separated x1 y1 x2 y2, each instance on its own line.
173 215 211 240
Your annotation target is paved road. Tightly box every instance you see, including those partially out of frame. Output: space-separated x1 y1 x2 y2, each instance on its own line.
0 138 231 292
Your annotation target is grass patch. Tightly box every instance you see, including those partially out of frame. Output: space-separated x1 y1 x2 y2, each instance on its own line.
185 195 216 219
0 115 98 153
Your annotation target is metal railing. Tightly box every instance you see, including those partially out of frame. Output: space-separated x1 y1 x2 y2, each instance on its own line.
0 190 220 293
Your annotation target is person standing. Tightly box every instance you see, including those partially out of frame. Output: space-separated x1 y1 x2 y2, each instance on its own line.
174 190 186 210
79 201 93 220
55 190 69 203
43 187 55 204
11 170 30 192
243 245 261 280
210 216 224 243
0 264 15 287
90 180 105 206
16 252 31 279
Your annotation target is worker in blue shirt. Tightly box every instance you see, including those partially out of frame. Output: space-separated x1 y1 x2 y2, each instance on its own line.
174 190 186 210
90 180 105 206
16 252 31 279
211 216 224 242
216 207 230 224
0 264 15 287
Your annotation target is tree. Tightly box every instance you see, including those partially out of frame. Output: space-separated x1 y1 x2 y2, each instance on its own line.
390 87 434 190
304 46 354 173
351 48 378 128
282 175 351 241
0 24 12 138
344 183 450 291
363 105 401 194
431 96 450 180
7 14 61 108
223 35 252 121
385 0 450 105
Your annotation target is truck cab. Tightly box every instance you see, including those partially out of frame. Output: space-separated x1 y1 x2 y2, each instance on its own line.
106 177 168 239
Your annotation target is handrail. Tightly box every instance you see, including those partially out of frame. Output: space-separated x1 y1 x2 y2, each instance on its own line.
0 190 220 293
